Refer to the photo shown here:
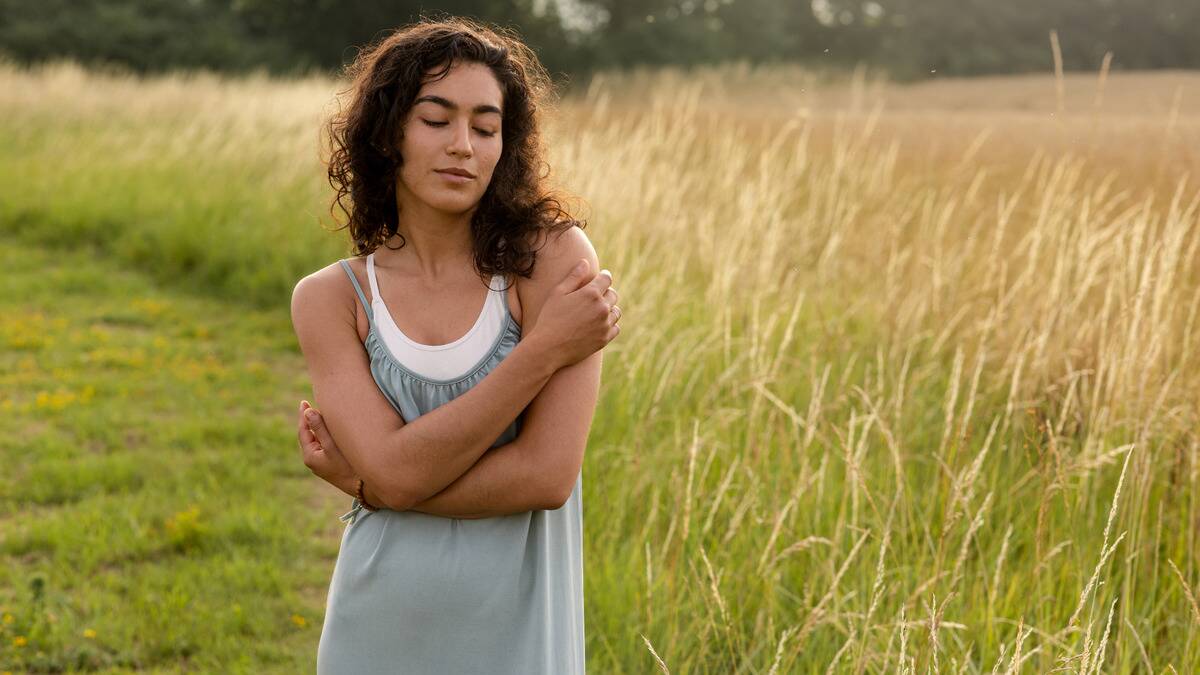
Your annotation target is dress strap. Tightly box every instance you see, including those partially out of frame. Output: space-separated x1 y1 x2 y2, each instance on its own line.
338 259 375 326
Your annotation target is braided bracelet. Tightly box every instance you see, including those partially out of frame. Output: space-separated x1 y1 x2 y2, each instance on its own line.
355 478 380 511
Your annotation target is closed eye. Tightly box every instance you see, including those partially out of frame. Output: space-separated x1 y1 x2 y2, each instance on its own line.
422 119 497 137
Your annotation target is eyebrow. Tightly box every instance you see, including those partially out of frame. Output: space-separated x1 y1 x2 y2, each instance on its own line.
414 94 502 116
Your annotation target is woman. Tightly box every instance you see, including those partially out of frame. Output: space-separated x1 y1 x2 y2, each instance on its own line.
288 17 621 674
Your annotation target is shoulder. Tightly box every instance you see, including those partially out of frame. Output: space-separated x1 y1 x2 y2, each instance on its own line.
290 258 361 336
519 224 599 288
515 224 600 330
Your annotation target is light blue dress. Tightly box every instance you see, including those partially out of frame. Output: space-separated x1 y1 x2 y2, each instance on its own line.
316 258 585 674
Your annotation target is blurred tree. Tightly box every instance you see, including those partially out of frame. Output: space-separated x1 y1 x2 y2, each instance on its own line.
0 0 294 74
568 0 827 69
0 0 1195 79
231 0 580 77
849 0 1200 79
708 0 830 62
0 0 580 77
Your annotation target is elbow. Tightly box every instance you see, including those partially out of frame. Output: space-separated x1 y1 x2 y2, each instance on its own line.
535 447 583 511
540 472 576 511
542 491 569 511
358 429 420 511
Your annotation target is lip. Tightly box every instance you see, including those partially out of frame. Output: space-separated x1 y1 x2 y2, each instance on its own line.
435 168 476 182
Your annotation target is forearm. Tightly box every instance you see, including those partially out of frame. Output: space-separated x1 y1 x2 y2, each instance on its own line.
361 337 559 510
321 472 388 509
406 438 555 519
342 440 550 519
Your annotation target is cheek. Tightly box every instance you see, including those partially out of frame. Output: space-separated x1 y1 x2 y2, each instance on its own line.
396 160 422 190
399 132 434 165
396 136 436 183
481 142 503 177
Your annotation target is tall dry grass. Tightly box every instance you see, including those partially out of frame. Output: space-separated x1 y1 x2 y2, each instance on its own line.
552 64 1199 672
1 57 1198 671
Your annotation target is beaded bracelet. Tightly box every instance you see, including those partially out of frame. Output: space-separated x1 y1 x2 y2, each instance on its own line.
355 478 380 511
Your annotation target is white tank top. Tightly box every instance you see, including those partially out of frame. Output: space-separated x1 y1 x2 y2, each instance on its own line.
366 252 509 381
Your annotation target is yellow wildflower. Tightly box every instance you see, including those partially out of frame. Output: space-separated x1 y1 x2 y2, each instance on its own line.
83 628 97 639
291 614 307 628
12 635 26 647
132 298 170 317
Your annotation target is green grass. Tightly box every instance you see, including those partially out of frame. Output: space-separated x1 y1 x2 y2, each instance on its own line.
0 240 342 672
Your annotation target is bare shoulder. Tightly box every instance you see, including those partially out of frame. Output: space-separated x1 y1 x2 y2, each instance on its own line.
520 225 598 286
515 225 600 332
290 259 361 337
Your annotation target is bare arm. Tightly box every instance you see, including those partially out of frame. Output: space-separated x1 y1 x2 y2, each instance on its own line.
406 348 603 518
291 262 567 511
404 438 557 518
406 227 610 518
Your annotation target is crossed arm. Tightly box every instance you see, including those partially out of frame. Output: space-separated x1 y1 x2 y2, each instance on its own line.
407 335 601 517
309 343 601 519
292 227 604 518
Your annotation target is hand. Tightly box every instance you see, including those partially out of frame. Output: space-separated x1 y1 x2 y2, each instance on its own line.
297 400 358 497
528 259 621 369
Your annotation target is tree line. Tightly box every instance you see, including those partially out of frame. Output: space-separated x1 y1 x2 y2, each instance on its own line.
1 0 1196 81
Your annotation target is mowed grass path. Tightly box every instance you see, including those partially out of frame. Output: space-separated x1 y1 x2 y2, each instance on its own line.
0 239 347 672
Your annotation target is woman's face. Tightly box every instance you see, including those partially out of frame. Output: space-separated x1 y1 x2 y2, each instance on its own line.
394 61 504 216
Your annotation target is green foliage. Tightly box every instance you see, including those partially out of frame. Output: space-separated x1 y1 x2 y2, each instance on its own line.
862 0 1200 78
0 0 1196 82
0 0 297 75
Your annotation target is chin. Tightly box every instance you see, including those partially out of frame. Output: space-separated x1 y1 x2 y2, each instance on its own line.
425 193 481 214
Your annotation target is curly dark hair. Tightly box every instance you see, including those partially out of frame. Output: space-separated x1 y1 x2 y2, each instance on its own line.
322 15 584 283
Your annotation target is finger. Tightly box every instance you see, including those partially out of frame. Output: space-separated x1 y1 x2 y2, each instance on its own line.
558 258 595 293
606 321 621 341
602 287 618 306
608 304 621 325
298 402 325 451
299 416 323 454
297 402 309 444
306 409 338 453
299 428 322 471
589 269 613 294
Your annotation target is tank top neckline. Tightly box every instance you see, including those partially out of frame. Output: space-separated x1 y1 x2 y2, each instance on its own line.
367 252 500 353
337 258 522 388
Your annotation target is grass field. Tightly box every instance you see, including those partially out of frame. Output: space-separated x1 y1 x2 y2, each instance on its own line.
0 241 339 671
2 58 1199 672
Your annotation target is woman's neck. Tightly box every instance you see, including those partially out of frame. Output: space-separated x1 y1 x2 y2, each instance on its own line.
381 220 475 283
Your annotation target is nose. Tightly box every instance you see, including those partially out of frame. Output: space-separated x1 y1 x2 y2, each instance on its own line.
447 120 473 159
